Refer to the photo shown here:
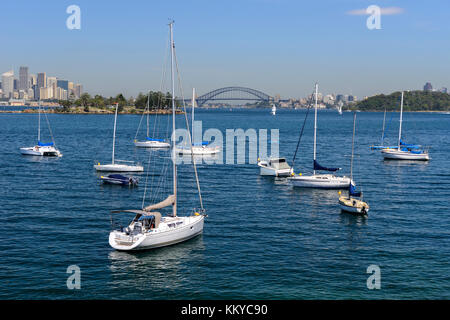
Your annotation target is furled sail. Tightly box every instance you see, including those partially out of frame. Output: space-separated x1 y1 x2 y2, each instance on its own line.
349 183 361 197
313 160 340 172
144 194 175 212
146 137 165 142
400 139 419 149
38 141 54 147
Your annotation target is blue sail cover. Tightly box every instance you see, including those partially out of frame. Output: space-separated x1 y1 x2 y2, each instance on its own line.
349 183 362 197
146 137 165 142
38 141 54 147
400 139 420 149
313 160 340 172
193 141 210 146
108 174 129 181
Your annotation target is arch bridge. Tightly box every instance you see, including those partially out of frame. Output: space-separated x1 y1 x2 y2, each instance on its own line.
190 86 273 106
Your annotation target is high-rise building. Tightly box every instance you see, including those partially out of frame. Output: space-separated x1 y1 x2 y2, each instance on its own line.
29 74 36 88
423 82 433 91
57 79 69 91
19 66 29 90
37 73 46 89
74 84 83 98
1 70 14 98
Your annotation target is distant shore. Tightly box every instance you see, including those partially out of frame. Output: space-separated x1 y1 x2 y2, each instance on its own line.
0 106 183 114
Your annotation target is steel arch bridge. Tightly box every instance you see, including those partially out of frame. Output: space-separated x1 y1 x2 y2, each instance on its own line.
194 86 273 106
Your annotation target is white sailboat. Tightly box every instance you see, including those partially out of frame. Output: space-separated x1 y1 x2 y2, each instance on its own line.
94 103 144 172
271 104 276 115
133 92 170 148
175 87 220 155
338 112 369 215
381 92 430 161
20 102 62 157
109 21 205 251
289 83 351 189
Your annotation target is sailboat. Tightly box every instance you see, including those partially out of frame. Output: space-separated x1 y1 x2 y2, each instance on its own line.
381 92 430 160
94 103 144 172
338 112 369 214
133 92 170 148
20 102 62 157
109 21 206 251
289 83 351 188
271 104 276 115
175 87 220 155
370 109 396 150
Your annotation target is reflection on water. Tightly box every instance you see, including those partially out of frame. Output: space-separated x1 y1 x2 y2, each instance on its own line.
20 155 62 163
108 235 205 291
383 159 430 167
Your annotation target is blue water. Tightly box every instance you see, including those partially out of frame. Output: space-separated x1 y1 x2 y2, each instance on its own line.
0 109 449 299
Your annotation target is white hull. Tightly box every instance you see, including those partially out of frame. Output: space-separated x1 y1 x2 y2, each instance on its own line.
134 140 170 148
175 146 220 155
20 146 62 157
94 163 144 172
381 149 429 161
109 215 204 251
258 164 292 176
290 174 351 189
339 197 369 214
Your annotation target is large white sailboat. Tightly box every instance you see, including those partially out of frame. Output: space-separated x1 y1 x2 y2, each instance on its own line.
109 21 206 251
20 102 62 157
133 91 170 148
289 83 351 189
94 103 144 172
175 87 220 155
381 92 430 161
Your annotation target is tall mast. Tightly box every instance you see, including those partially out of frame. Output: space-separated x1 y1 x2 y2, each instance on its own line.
169 21 177 217
146 91 150 137
112 103 118 164
192 87 195 142
350 112 356 182
398 91 404 150
313 83 318 176
381 108 386 146
38 101 41 142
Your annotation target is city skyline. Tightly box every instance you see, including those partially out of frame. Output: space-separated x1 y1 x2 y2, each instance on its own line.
1 0 449 99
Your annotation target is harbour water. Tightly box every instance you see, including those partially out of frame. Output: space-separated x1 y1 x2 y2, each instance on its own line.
0 109 449 299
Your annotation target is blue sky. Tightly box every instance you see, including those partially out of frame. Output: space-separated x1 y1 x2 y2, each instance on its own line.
1 0 449 99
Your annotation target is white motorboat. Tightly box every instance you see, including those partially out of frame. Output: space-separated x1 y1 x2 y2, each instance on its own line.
257 157 292 176
338 112 369 215
20 102 62 157
381 92 430 161
271 104 276 115
176 88 220 155
95 103 144 172
133 91 170 148
289 83 351 189
109 21 206 251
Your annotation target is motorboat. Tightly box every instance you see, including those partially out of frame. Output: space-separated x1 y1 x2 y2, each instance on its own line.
257 157 292 176
101 174 138 186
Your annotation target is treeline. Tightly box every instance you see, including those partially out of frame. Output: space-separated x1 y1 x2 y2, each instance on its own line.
57 91 177 112
351 91 450 111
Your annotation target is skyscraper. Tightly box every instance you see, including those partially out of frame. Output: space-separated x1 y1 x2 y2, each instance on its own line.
1 70 14 98
57 79 69 91
423 82 433 91
37 73 46 89
19 66 29 90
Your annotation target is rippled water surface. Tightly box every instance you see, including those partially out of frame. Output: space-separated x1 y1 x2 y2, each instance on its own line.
0 109 449 299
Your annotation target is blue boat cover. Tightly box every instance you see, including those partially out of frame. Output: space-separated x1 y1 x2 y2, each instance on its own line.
193 141 210 146
146 137 165 142
400 139 420 149
313 160 340 172
38 141 54 146
349 183 362 197
108 174 129 181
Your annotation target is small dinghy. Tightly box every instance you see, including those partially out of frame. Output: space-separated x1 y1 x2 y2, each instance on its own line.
101 174 138 186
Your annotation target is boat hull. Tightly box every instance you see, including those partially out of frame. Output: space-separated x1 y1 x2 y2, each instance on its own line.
339 197 369 215
381 149 429 161
175 146 220 155
134 140 170 148
109 215 204 251
258 163 292 176
94 164 144 172
20 146 62 157
290 174 351 189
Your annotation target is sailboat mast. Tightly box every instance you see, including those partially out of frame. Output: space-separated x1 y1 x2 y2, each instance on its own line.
146 91 150 138
313 83 318 176
169 21 177 217
38 101 41 142
381 108 386 146
112 103 118 165
350 112 356 182
192 87 195 142
398 91 404 150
